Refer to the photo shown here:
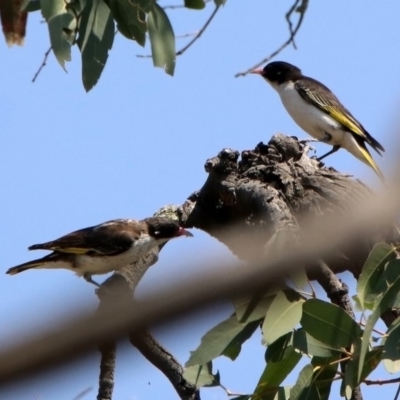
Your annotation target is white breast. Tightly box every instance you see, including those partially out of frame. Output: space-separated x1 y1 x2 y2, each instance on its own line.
273 81 346 146
75 235 160 276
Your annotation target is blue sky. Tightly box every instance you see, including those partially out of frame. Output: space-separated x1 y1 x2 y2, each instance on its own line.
1 1 400 399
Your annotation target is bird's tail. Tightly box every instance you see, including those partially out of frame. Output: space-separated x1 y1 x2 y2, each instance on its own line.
6 253 72 275
6 259 46 275
354 139 385 182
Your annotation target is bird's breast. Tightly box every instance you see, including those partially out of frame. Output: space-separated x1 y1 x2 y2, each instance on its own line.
75 235 159 275
277 82 342 143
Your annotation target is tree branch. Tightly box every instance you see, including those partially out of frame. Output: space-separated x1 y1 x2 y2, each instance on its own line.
95 206 199 400
130 330 199 400
235 0 309 77
32 46 52 83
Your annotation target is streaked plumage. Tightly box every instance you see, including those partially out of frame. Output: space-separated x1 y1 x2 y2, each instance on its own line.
6 217 193 285
251 61 384 180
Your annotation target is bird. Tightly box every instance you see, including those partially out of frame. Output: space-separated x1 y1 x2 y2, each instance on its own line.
6 217 193 286
250 61 385 180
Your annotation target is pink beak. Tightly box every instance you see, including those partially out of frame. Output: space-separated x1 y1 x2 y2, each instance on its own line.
177 227 193 237
250 68 264 75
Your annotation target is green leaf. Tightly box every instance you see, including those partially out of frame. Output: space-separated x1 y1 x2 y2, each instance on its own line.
41 0 74 70
289 364 314 400
289 267 309 290
361 348 382 380
214 0 226 5
147 3 175 75
233 292 276 323
108 0 147 46
292 329 341 358
183 362 220 388
358 273 400 381
78 0 114 92
357 243 396 310
340 359 355 399
185 315 258 367
22 0 41 12
265 332 292 362
383 317 400 373
262 290 303 345
254 345 301 399
311 356 340 400
184 0 206 9
301 299 362 348
222 320 259 361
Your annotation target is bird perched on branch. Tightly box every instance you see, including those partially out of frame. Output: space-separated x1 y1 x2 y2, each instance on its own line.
251 61 385 180
6 217 193 286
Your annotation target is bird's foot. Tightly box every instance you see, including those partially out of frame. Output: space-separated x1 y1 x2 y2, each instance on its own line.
83 273 100 287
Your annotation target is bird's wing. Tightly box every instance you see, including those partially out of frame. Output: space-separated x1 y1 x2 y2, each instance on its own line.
295 78 384 154
29 220 138 256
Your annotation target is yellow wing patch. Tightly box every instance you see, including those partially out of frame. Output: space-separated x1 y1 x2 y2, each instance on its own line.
324 105 365 138
51 247 89 254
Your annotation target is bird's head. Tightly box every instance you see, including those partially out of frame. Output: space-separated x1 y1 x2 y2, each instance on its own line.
145 217 193 241
250 61 302 86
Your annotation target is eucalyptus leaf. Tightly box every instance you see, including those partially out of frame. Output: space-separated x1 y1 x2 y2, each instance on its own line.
184 0 206 9
289 364 314 400
301 299 361 348
253 345 301 399
357 243 396 310
183 362 220 388
311 355 340 400
41 0 73 70
292 329 341 358
262 290 303 345
108 0 146 45
148 3 176 75
233 292 276 323
383 316 400 373
358 273 400 381
78 0 114 91
185 315 258 367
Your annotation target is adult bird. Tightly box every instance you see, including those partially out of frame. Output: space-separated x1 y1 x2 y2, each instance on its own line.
251 61 385 180
6 217 193 286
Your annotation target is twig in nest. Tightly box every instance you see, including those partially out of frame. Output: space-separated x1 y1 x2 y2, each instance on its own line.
32 46 52 83
235 0 309 78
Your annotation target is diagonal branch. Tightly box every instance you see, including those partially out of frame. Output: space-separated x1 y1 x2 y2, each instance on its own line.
235 0 309 77
176 5 220 56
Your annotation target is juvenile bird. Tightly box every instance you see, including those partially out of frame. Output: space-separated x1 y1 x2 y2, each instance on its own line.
251 61 384 180
6 217 193 286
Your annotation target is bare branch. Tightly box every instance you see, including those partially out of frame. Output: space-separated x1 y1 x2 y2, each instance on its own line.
137 4 220 59
176 5 220 56
130 331 199 400
32 46 52 83
235 0 309 77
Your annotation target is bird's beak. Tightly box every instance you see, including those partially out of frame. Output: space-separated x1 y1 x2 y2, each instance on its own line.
250 68 264 75
177 227 193 237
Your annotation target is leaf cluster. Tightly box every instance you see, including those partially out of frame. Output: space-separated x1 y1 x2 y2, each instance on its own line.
184 244 400 399
23 0 223 91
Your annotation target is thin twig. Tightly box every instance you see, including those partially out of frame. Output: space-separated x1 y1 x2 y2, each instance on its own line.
72 387 93 400
394 383 400 400
235 0 309 77
32 46 52 83
176 5 219 55
137 4 220 59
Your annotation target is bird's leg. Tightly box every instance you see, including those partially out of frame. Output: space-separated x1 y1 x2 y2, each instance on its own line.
317 145 340 161
83 272 100 287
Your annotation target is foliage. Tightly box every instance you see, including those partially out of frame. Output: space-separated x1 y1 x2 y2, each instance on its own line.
183 244 400 399
22 0 223 91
